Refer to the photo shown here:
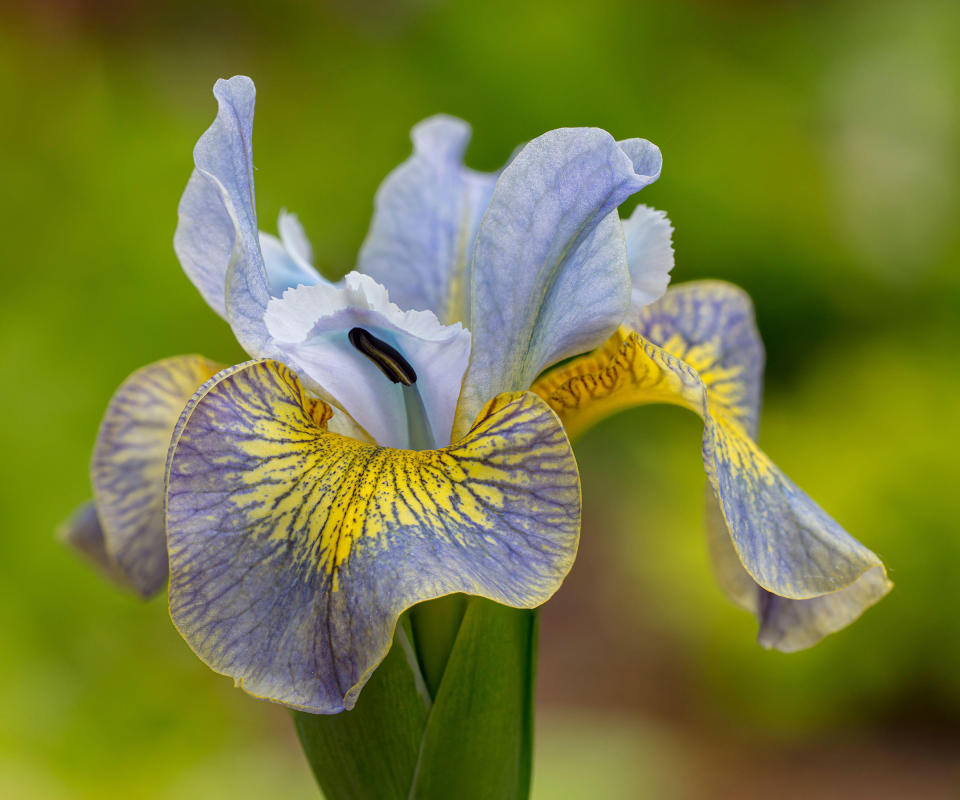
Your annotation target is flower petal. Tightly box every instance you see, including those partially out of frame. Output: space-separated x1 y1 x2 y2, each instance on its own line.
357 115 497 324
174 77 269 349
174 169 233 319
278 209 315 266
264 272 471 448
706 507 891 652
455 130 661 434
91 355 221 597
623 204 674 310
259 231 324 297
166 359 580 713
58 501 133 589
533 282 889 631
174 76 305 355
670 284 890 650
259 210 326 296
756 567 891 652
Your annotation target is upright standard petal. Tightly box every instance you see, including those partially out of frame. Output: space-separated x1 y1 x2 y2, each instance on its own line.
278 209 315 266
166 360 580 713
533 282 890 646
91 355 221 597
259 233 323 298
264 272 471 449
174 77 268 343
455 130 662 435
357 115 497 324
623 204 674 310
175 77 305 355
259 210 325 297
175 168 234 319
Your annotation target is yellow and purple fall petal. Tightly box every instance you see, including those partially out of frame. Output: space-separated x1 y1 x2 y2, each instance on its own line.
90 354 221 597
533 281 890 648
58 501 134 590
166 359 580 713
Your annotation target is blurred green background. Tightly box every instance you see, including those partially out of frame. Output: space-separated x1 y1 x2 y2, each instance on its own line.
2 0 958 796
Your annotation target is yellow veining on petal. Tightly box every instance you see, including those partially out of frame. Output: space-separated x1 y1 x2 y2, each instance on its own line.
91 353 222 596
532 324 777 498
532 304 882 600
167 358 580 711
532 322 754 439
532 327 703 438
176 361 575 598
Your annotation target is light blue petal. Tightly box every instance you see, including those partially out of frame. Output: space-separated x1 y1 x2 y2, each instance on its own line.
535 281 888 648
357 115 497 324
166 360 580 712
278 209 314 265
174 168 233 319
623 204 674 310
174 76 285 356
264 272 471 448
90 355 220 597
259 231 324 297
455 129 661 434
756 567 891 652
634 280 763 435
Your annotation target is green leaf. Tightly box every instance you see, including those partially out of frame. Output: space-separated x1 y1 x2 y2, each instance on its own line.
293 623 430 800
293 602 538 800
410 599 538 800
410 593 469 697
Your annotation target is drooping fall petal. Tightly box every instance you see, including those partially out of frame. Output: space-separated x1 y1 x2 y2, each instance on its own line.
533 281 890 648
166 359 580 713
90 355 221 597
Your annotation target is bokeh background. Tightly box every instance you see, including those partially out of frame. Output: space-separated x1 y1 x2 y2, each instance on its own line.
2 0 958 797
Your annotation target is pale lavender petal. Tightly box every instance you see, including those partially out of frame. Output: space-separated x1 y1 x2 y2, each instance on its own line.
259 232 324 297
456 129 661 434
357 115 497 324
58 501 132 590
632 282 891 648
173 76 272 355
278 209 315 266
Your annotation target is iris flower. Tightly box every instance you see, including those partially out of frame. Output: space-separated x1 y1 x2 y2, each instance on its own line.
63 76 889 716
